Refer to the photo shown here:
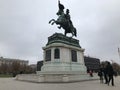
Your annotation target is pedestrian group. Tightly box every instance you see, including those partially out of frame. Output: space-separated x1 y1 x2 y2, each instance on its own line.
98 61 117 86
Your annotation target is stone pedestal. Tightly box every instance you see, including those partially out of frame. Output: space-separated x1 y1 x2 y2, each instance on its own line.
36 33 89 82
16 33 99 82
40 33 86 73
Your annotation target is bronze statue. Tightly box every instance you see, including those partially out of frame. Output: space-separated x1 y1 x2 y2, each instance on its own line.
49 0 77 37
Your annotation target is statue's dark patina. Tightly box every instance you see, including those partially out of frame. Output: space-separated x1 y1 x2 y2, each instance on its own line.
49 0 77 37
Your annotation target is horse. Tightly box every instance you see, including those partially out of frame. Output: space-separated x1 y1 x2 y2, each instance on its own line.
49 12 77 37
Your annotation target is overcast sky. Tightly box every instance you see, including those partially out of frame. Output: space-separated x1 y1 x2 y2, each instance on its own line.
0 0 120 64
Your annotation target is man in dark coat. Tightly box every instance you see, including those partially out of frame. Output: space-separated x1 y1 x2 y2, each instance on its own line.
102 62 108 84
106 62 114 86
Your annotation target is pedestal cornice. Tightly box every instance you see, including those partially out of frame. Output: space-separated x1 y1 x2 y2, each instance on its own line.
46 33 81 48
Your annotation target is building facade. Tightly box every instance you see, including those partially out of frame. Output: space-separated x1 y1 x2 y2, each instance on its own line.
84 56 100 72
0 57 29 66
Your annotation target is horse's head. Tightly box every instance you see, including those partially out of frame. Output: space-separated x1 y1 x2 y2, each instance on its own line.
56 10 63 16
56 13 67 24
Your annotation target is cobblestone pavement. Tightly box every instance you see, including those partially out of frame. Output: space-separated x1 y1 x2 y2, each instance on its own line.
0 76 120 90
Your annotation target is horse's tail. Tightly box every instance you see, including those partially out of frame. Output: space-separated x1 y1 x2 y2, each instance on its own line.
74 28 77 37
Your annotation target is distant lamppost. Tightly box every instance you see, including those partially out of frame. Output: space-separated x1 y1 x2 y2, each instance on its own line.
118 47 120 61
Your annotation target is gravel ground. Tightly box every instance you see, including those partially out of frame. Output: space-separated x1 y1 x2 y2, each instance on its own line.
0 76 119 90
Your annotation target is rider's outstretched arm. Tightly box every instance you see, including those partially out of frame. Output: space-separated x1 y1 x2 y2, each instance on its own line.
58 0 64 10
58 0 60 4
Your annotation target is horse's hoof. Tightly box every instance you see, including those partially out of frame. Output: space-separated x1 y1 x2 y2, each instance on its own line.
58 27 61 29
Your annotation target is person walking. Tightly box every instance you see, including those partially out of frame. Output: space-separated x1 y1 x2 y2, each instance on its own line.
106 62 114 86
98 65 104 83
102 62 108 84
89 70 93 77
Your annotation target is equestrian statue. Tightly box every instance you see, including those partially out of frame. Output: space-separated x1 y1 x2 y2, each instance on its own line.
49 0 77 37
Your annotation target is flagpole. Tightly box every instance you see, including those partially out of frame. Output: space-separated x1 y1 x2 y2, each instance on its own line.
118 47 120 60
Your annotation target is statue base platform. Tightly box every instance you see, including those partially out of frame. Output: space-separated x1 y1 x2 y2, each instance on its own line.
16 33 99 82
16 71 98 83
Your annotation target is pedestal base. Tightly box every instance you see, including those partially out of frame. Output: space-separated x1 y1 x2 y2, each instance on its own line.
16 33 99 83
16 71 99 83
41 62 87 73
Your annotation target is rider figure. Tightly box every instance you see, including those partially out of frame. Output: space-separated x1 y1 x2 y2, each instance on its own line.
56 1 72 30
65 9 72 28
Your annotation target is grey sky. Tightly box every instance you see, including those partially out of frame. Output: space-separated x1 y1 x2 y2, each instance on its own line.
0 0 120 64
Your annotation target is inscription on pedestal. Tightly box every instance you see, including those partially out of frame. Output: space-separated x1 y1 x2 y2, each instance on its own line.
71 50 77 62
45 50 51 61
54 48 60 59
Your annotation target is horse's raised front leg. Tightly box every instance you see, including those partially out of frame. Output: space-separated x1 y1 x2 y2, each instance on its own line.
49 19 52 24
49 19 55 25
51 21 55 25
58 25 61 29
